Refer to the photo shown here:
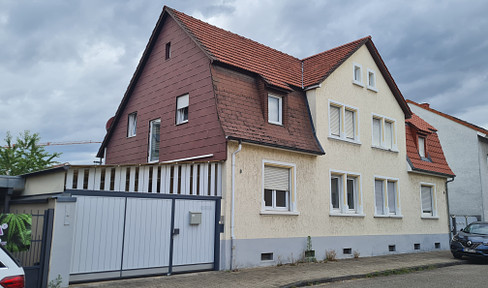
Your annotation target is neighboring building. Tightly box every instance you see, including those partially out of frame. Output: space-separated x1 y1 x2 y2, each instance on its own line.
5 6 455 284
408 100 488 229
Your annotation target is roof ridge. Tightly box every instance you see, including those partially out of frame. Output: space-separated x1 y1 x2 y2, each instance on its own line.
301 36 371 61
407 99 488 134
167 6 301 62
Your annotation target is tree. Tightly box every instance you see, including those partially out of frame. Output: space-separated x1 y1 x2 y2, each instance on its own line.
0 131 61 175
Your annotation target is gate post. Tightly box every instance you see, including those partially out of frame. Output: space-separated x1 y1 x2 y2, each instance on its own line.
47 196 77 288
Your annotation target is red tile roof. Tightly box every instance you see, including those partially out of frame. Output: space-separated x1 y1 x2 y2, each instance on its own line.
405 114 455 177
407 100 488 135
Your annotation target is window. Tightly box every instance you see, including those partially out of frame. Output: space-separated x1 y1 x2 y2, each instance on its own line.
418 136 426 158
268 94 283 125
420 184 437 218
367 69 377 91
176 94 189 124
353 63 363 86
374 177 401 217
165 42 171 60
330 170 363 215
127 112 137 137
329 101 359 143
148 119 161 162
372 114 397 151
262 161 296 214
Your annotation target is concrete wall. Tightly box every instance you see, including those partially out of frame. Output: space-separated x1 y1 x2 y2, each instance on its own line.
409 104 485 219
23 171 65 196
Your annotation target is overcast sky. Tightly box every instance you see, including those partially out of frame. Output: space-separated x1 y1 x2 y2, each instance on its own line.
1 0 487 164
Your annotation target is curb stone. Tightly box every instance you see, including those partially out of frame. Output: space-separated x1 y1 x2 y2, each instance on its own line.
280 261 464 288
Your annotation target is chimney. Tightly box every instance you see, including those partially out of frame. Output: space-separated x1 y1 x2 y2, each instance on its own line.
419 103 430 109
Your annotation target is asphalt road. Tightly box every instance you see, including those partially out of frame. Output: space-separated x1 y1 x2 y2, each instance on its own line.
315 261 487 288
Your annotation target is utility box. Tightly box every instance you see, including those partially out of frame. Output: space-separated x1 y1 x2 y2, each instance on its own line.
189 211 202 225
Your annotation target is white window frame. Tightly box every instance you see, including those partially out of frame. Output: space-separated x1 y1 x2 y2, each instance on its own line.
148 119 161 163
420 183 438 219
127 112 137 137
328 100 360 144
268 94 283 125
329 170 363 216
374 176 402 218
176 94 189 125
418 136 426 158
261 160 297 215
367 68 378 92
371 114 398 152
352 63 363 86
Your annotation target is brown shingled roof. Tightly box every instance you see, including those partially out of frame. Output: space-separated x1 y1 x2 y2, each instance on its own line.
405 114 455 177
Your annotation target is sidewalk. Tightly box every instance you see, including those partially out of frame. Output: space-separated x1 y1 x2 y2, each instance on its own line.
70 250 463 288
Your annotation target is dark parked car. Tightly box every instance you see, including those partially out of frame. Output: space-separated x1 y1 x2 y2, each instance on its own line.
450 221 488 259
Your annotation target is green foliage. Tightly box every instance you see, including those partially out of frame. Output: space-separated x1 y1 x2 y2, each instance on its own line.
48 275 63 288
0 213 32 252
0 130 61 175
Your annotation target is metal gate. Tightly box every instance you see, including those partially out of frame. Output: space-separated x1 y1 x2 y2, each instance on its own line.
11 209 54 288
69 192 220 283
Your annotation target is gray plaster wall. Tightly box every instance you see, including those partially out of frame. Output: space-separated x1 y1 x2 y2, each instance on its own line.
220 233 449 270
409 104 484 218
478 138 488 220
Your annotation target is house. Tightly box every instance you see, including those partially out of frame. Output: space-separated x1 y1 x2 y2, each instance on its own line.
5 6 455 284
96 6 454 270
408 100 488 231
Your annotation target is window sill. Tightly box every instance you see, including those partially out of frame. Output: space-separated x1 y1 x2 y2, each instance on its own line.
374 214 403 219
329 213 365 218
328 136 361 145
421 215 439 220
367 86 378 93
260 210 300 216
268 121 283 126
176 120 188 126
353 80 364 87
372 145 399 153
127 135 136 138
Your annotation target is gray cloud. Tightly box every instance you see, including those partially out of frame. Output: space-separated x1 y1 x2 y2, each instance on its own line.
1 0 487 164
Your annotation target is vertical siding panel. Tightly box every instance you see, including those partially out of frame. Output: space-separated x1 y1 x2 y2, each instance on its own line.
216 163 222 196
200 163 209 196
113 167 123 191
76 168 85 190
210 163 216 196
192 164 198 195
140 166 149 192
87 168 96 190
173 165 179 194
104 167 112 191
129 167 136 192
66 169 74 190
94 168 102 191
152 165 159 193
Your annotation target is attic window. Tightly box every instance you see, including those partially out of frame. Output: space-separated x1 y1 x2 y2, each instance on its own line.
127 112 137 137
165 42 171 60
353 63 363 86
418 136 426 158
268 94 283 125
367 69 377 92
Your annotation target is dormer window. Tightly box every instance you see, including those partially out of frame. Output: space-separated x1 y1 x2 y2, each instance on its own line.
268 94 282 125
418 136 426 158
353 63 363 86
367 69 377 92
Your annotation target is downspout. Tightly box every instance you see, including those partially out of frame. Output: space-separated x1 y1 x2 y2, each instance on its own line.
230 140 242 271
446 176 455 237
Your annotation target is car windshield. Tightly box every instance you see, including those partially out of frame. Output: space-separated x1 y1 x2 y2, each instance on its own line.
464 223 488 235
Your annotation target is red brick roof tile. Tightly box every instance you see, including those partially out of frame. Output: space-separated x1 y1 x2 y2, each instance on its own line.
405 114 455 177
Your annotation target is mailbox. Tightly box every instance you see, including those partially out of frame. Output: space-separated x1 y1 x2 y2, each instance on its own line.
189 211 202 225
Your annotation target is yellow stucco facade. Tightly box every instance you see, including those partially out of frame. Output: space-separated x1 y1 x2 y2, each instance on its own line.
220 45 449 266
